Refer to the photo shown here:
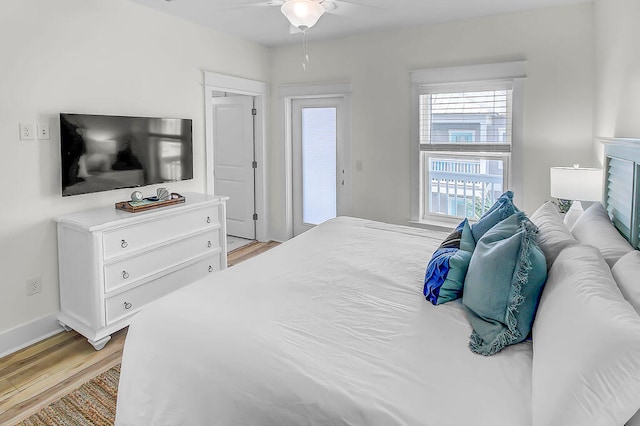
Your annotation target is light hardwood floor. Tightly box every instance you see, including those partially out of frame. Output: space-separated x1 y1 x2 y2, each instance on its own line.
0 240 279 425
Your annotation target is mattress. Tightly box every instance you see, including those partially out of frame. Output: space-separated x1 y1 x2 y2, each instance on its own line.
116 217 533 426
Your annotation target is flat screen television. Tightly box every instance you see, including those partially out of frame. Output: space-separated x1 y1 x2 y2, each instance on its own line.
60 113 193 196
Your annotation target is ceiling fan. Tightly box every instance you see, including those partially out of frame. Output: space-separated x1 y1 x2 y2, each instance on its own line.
223 0 381 33
221 0 382 70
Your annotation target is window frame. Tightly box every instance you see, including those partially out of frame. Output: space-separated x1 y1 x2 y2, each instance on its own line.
409 61 526 225
419 81 513 220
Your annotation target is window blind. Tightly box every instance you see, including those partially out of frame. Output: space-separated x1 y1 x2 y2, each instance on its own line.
419 86 513 153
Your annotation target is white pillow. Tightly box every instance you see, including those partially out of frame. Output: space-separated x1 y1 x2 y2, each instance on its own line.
571 202 634 267
612 250 640 315
532 244 640 426
530 202 579 268
614 251 640 426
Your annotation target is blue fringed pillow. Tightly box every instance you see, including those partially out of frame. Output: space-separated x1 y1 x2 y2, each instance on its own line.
462 212 548 356
471 191 519 243
423 219 476 305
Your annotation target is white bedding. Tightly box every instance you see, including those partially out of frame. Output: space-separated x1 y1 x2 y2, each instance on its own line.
116 217 533 426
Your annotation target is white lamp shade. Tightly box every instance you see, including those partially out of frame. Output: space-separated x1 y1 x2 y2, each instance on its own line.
281 0 325 30
550 166 603 201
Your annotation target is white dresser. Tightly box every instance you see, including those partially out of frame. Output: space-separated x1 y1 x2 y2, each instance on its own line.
56 192 228 350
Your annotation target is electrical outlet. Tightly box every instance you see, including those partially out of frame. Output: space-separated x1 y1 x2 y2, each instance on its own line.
19 123 35 140
37 123 50 140
26 277 42 296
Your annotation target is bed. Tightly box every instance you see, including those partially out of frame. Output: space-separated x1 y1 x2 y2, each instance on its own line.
116 140 640 426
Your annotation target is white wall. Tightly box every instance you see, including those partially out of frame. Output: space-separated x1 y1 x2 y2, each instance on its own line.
268 3 595 240
0 1 269 338
594 0 640 153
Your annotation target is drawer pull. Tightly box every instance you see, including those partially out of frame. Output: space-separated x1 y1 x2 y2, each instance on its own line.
208 265 213 273
206 216 211 224
207 240 212 248
124 302 132 310
121 239 128 249
122 271 129 279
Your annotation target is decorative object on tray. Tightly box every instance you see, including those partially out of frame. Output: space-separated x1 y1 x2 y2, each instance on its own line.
156 187 170 201
130 191 144 202
115 192 185 213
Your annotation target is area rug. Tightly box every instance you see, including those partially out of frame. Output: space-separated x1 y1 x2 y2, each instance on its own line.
17 364 120 426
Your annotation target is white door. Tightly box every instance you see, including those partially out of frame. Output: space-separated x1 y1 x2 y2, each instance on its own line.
212 95 256 239
292 97 347 236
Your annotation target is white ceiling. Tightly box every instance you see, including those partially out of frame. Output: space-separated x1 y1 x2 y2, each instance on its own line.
129 0 592 47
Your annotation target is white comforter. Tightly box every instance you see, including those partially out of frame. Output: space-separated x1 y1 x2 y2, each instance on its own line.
116 217 533 426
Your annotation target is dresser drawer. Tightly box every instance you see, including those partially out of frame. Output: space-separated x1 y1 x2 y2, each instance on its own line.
103 206 219 259
105 255 221 325
103 229 221 293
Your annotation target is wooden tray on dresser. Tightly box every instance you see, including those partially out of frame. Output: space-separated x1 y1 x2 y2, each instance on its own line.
115 193 185 213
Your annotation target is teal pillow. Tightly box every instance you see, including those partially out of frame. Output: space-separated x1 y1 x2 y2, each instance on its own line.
462 212 547 356
437 250 472 303
423 219 476 305
471 191 519 242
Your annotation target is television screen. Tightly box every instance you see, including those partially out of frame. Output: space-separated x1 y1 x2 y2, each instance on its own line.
60 113 193 196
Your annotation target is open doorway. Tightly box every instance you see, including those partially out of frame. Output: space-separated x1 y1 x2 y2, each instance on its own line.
204 72 268 248
212 93 256 241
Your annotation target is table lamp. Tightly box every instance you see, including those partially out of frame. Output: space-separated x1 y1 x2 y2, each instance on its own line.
550 164 603 228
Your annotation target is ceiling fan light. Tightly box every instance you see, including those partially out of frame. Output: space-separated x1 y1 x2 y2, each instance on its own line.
281 0 325 31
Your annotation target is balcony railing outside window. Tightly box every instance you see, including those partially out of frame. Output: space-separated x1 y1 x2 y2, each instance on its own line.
427 157 504 220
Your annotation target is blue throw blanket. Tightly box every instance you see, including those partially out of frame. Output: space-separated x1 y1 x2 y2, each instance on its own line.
423 248 457 304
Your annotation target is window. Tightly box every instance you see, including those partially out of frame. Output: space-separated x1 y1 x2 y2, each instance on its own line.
420 85 512 220
410 61 525 223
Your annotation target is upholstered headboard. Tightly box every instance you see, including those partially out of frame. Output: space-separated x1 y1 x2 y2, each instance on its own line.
604 139 640 249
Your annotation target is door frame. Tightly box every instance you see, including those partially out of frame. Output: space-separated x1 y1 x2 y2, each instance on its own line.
280 82 352 240
204 71 268 242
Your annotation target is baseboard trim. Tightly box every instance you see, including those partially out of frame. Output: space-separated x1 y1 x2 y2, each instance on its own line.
0 314 63 358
